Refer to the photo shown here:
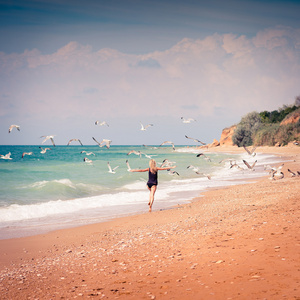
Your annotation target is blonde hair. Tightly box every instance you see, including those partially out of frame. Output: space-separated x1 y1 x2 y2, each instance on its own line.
149 159 157 174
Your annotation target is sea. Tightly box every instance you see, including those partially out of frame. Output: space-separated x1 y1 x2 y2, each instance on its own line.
0 145 282 240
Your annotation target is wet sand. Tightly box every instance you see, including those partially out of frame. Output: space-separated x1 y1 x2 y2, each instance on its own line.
0 145 299 299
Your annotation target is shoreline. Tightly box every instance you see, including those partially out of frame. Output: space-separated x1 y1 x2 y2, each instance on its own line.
0 145 299 299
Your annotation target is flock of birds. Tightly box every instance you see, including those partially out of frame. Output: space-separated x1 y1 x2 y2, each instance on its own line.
2 122 299 181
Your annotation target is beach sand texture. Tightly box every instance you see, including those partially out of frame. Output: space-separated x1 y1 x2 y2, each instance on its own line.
0 146 299 299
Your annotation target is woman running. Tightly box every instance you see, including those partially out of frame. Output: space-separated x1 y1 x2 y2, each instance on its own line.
130 159 176 212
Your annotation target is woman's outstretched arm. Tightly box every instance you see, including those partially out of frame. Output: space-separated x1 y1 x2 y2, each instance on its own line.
130 168 149 172
157 166 177 171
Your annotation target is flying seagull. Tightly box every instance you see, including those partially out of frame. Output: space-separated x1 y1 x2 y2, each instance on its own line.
41 135 56 147
243 159 257 170
127 150 142 158
140 122 153 131
287 168 298 177
126 160 131 171
8 125 20 133
0 152 12 160
185 135 206 145
243 145 257 156
80 151 95 156
95 121 109 126
230 161 244 170
168 170 180 176
181 117 196 123
160 159 176 168
107 161 119 174
67 139 83 146
160 141 175 150
187 165 200 174
83 157 93 165
196 153 211 162
39 147 51 154
92 137 112 149
22 152 33 159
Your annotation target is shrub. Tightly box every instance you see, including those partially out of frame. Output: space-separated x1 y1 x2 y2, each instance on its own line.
232 111 261 146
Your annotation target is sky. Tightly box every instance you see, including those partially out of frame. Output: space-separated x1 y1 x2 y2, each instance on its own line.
1 0 300 146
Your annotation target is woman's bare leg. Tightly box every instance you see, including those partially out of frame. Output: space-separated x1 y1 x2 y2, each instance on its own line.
148 185 157 212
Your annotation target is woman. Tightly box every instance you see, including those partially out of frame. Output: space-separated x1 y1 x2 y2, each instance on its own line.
130 159 176 212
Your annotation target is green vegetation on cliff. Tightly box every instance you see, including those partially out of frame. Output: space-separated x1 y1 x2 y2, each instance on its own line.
232 97 300 147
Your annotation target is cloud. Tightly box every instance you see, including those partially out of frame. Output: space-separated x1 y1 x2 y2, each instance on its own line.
1 26 300 128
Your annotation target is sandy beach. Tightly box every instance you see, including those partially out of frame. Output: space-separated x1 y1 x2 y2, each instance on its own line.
0 145 299 300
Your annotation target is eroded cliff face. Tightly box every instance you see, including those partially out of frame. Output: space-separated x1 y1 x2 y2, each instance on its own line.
280 110 300 126
219 125 236 146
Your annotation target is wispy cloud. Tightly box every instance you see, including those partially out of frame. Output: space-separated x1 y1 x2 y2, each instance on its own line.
0 26 299 144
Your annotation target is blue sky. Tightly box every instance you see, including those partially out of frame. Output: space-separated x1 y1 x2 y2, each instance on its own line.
1 0 300 145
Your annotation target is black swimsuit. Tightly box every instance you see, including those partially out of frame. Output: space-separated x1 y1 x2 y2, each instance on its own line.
147 169 157 188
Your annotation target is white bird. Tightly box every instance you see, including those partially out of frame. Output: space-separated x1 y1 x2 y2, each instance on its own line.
160 141 175 150
187 165 200 174
140 122 153 131
267 163 284 180
126 160 131 171
80 151 95 156
127 150 142 158
287 168 297 177
8 125 20 133
107 161 119 174
196 153 211 162
243 145 257 156
41 135 56 147
92 137 112 149
160 159 176 168
22 152 33 159
219 158 236 164
143 153 158 159
181 117 196 123
95 121 109 126
0 152 12 160
243 159 257 170
67 139 83 146
83 157 93 165
230 161 244 170
168 170 180 176
39 147 51 154
185 135 206 145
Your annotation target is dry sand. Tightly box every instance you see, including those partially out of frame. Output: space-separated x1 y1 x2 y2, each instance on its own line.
0 146 299 300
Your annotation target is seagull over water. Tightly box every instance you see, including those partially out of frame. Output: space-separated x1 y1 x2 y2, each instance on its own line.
92 137 112 149
95 121 109 126
243 159 257 170
160 141 175 150
127 150 142 158
83 157 93 165
196 153 211 162
126 160 131 171
243 145 257 156
140 122 153 131
67 139 83 146
22 152 33 158
8 125 20 133
0 152 12 160
39 147 52 154
41 135 56 147
107 162 119 174
81 151 95 156
185 135 206 145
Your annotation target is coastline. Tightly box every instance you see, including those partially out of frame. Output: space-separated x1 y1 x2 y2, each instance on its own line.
0 145 299 299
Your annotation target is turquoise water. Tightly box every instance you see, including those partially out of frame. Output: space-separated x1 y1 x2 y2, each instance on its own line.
0 145 280 239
